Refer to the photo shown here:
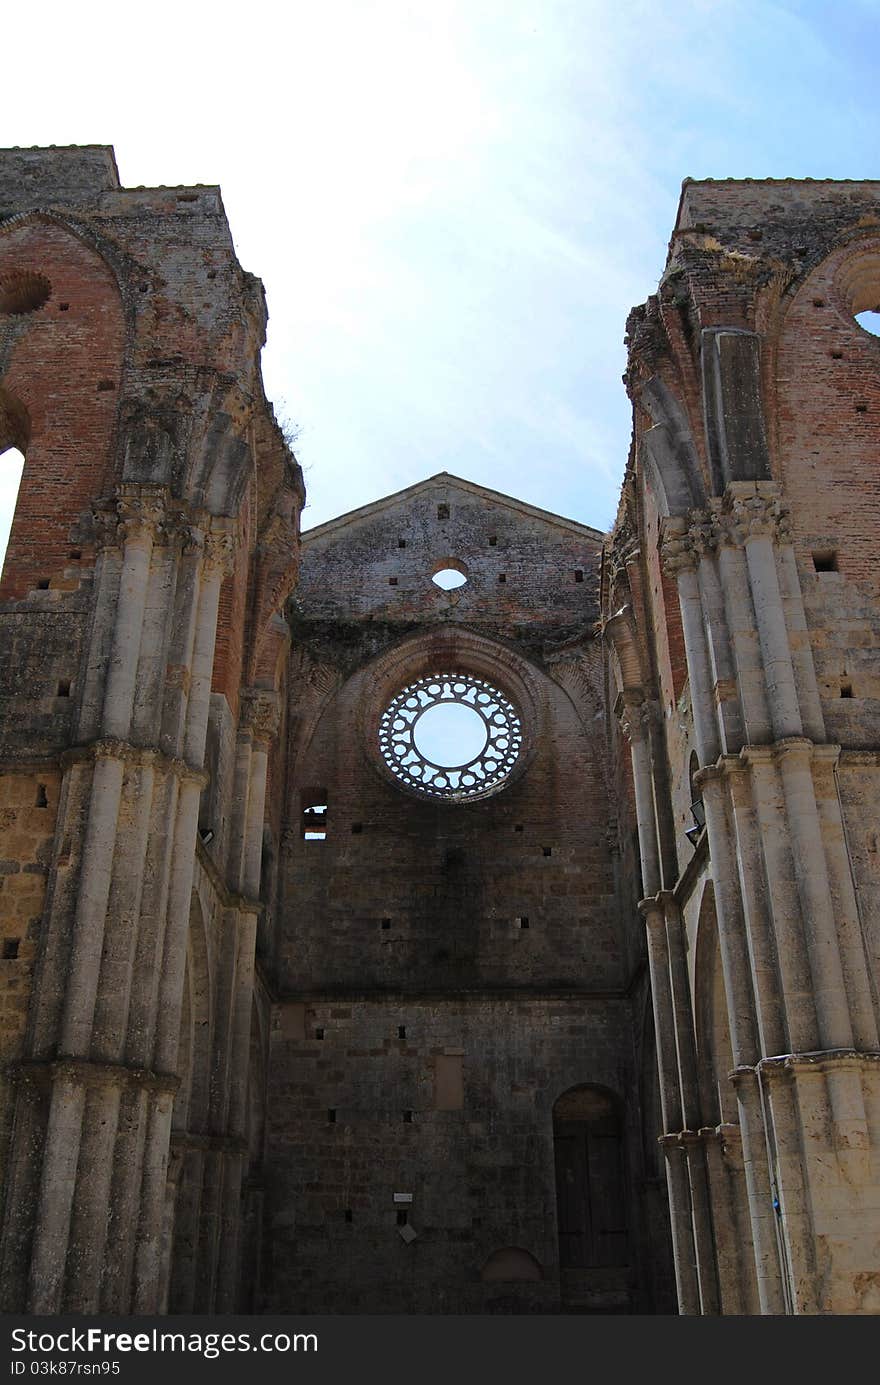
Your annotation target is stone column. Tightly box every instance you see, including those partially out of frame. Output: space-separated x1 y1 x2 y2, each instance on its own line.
639 898 699 1314
620 696 661 898
660 519 719 767
663 895 720 1314
125 529 234 1316
719 486 801 738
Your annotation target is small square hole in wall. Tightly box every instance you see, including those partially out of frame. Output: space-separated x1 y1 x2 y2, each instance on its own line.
488 535 497 546
397 1210 408 1225
37 579 50 590
3 939 20 960
35 784 48 808
516 916 530 929
514 824 523 833
381 918 391 930
68 549 81 560
388 576 398 586
812 551 838 573
403 1110 413 1124
498 573 507 584
542 846 552 858
574 569 584 583
398 1025 406 1039
830 349 843 359
315 1027 325 1040
327 1109 337 1123
56 680 71 697
351 823 363 834
855 403 868 414
840 682 854 699
398 538 407 548
437 503 449 520
344 1209 353 1223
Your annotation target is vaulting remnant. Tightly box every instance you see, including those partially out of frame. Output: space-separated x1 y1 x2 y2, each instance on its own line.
0 150 877 1314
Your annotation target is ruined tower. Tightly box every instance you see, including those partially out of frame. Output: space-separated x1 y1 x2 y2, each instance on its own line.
0 150 877 1314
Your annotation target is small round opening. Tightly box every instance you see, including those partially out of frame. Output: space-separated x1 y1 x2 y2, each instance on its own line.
854 308 880 337
432 565 467 591
413 701 488 767
0 271 51 317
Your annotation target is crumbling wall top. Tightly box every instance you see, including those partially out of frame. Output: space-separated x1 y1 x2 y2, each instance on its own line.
0 146 121 210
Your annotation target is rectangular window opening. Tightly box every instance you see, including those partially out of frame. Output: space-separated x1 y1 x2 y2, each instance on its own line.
514 824 523 833
37 579 50 590
344 1209 353 1222
543 846 552 857
302 790 328 840
388 576 398 586
517 916 530 929
812 550 838 573
437 504 450 520
56 680 71 698
35 784 48 808
327 1108 337 1123
498 573 507 584
398 1025 406 1040
381 918 392 930
398 538 407 548
397 1210 408 1225
403 1110 413 1124
315 1027 325 1040
3 939 20 960
488 535 497 546
574 569 584 583
840 682 854 699
351 823 363 834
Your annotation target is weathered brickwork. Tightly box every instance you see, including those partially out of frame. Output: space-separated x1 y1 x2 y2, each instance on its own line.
0 151 877 1316
266 997 660 1314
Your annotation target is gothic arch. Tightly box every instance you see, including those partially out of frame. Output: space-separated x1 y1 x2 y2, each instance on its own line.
639 375 707 517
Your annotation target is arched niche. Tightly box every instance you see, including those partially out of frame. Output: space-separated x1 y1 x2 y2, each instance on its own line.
480 1247 543 1282
0 214 126 598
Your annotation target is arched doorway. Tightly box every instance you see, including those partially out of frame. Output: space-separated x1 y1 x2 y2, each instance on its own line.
553 1085 628 1273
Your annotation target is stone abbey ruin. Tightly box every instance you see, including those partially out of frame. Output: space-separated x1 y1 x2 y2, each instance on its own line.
0 146 878 1314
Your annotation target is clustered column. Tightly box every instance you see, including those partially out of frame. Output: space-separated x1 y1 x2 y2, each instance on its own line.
656 481 880 1315
0 483 238 1315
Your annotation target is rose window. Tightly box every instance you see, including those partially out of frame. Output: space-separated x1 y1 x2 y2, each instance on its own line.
378 674 523 799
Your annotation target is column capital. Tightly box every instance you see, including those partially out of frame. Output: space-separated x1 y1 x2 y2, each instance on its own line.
659 515 698 576
202 523 237 578
618 692 658 743
712 484 791 549
115 484 170 545
240 688 281 745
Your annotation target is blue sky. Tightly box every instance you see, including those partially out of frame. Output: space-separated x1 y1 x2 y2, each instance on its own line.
1 0 878 555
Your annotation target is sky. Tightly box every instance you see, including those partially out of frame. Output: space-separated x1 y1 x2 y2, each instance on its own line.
1 0 879 562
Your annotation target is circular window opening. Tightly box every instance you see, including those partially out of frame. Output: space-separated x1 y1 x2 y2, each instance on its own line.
432 564 467 591
378 673 523 799
855 308 880 337
0 271 51 317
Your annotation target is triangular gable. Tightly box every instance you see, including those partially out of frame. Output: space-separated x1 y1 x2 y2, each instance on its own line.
301 472 606 546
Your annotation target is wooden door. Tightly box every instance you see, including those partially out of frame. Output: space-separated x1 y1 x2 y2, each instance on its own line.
553 1088 628 1269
